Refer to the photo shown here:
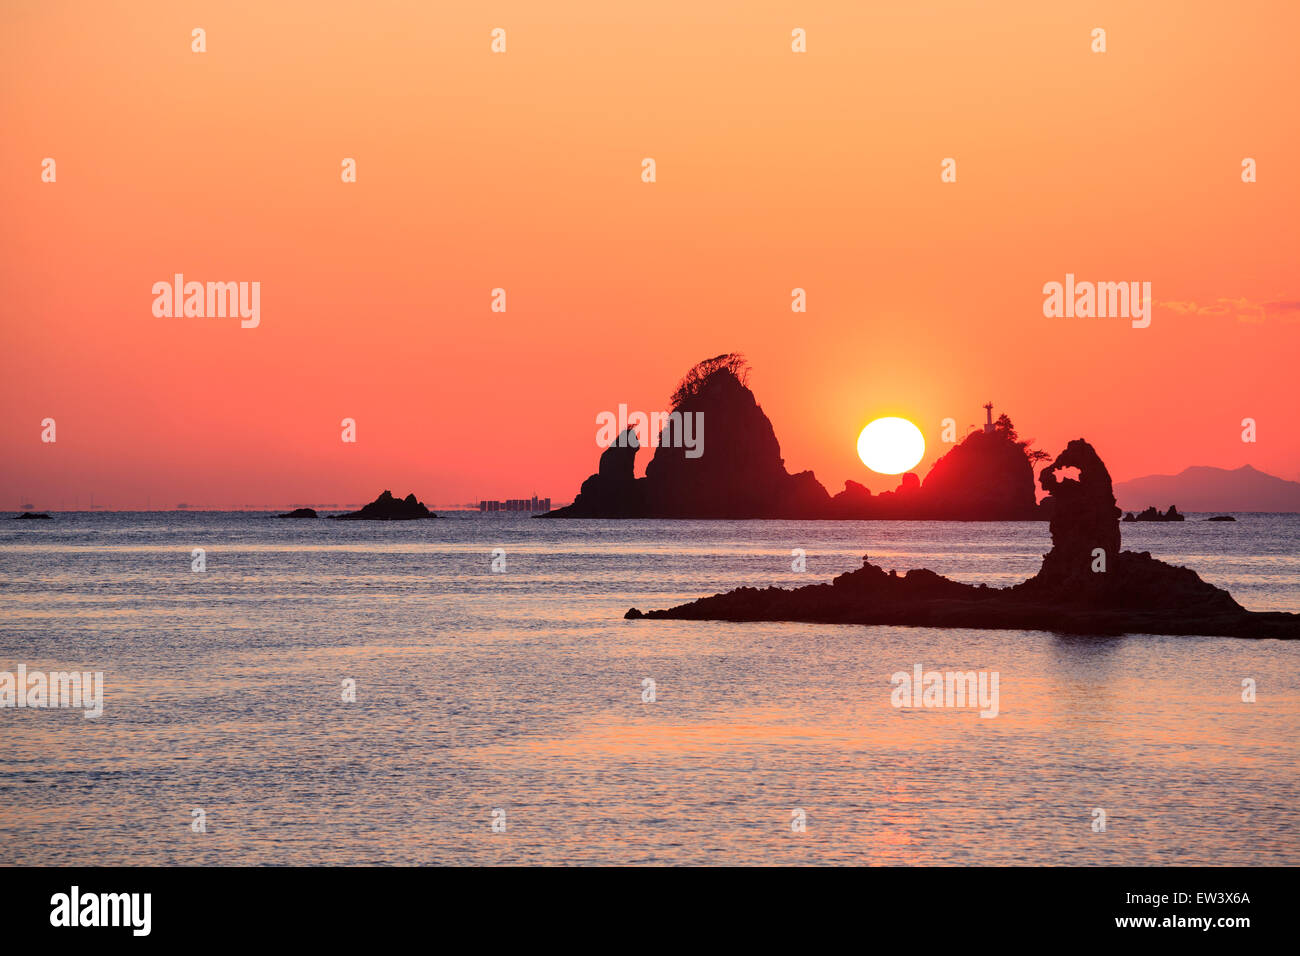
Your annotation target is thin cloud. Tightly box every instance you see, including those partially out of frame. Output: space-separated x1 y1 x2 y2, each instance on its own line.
1157 296 1296 323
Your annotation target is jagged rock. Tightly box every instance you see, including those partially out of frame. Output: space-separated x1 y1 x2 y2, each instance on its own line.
625 439 1298 639
1032 440 1121 591
831 480 873 513
642 362 831 518
14 512 52 520
1123 505 1184 522
331 491 437 520
565 428 646 518
276 508 318 519
547 355 832 518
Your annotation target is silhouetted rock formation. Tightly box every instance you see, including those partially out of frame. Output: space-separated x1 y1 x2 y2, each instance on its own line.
1207 515 1237 522
276 508 319 519
1122 505 1184 522
910 422 1039 520
331 491 437 520
14 512 51 520
1033 441 1121 592
643 357 831 518
564 428 647 517
830 479 874 513
546 355 1043 520
547 355 832 519
626 439 1298 639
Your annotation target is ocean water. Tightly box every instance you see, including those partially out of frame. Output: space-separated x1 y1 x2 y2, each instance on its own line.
1 512 1297 866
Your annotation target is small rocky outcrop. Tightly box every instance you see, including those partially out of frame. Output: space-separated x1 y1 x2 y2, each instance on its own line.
331 491 437 520
1123 505 1184 522
1206 515 1237 522
14 512 52 520
626 439 1297 639
276 508 319 519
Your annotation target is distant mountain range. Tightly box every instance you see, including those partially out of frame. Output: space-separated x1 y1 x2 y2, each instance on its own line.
1114 465 1300 513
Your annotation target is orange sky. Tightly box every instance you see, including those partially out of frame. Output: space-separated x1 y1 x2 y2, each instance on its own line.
2 1 1297 508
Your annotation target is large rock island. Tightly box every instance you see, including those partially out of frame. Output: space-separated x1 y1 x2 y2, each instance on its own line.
626 439 1298 639
544 354 1041 520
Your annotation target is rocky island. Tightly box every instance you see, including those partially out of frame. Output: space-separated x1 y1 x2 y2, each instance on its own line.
276 507 319 519
13 512 52 520
626 439 1298 639
544 354 1043 520
330 491 438 520
1123 505 1184 522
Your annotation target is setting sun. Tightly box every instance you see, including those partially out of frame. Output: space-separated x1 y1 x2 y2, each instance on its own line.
857 418 926 475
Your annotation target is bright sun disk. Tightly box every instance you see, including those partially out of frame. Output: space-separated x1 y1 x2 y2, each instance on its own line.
857 417 925 475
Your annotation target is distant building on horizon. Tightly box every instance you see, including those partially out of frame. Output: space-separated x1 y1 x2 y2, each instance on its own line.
479 495 551 514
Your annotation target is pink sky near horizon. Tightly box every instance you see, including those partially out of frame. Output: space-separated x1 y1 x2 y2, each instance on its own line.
2 1 1297 509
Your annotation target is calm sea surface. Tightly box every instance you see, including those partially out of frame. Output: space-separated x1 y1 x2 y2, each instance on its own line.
1 513 1297 865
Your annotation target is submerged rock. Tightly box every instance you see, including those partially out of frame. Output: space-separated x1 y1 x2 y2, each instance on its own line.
331 491 437 520
1206 515 1237 522
625 439 1298 639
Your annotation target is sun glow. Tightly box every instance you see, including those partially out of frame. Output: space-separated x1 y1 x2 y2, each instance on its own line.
857 417 925 475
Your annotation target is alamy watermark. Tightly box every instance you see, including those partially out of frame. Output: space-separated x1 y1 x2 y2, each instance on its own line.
595 404 704 458
1 665 103 718
890 664 999 718
50 886 150 936
1043 273 1152 328
152 274 260 328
